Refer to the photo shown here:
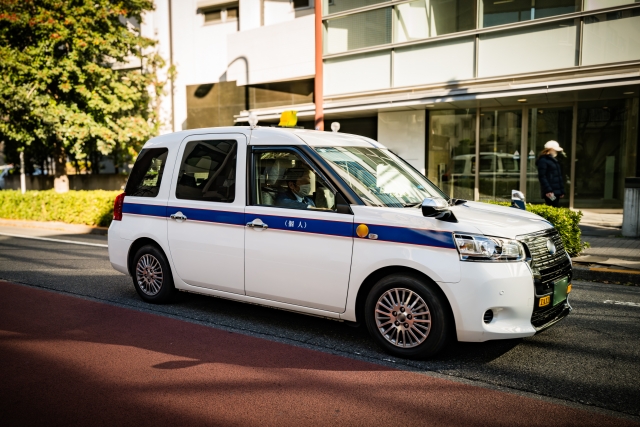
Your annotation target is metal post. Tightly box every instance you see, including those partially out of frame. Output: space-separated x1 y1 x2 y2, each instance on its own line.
19 150 26 194
520 107 529 197
570 102 578 209
314 1 324 131
474 109 480 201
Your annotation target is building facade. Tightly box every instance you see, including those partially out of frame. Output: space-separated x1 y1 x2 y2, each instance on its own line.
145 0 640 209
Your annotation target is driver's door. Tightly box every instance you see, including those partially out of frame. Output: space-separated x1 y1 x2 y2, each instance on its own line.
244 147 354 313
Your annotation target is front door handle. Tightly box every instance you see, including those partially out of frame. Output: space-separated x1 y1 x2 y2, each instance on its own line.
246 218 268 230
170 211 187 222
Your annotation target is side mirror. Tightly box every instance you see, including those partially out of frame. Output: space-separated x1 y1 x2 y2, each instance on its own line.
511 190 526 210
422 197 457 222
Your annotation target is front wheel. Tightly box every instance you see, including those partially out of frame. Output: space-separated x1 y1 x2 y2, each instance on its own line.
364 274 451 359
132 245 175 304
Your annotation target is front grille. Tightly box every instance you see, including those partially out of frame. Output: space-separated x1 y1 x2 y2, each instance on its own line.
518 228 572 323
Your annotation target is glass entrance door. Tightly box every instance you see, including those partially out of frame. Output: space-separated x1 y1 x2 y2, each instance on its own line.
574 99 638 209
478 109 522 202
427 109 477 200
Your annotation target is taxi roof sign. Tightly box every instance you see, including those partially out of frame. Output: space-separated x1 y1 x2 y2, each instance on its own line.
278 110 298 127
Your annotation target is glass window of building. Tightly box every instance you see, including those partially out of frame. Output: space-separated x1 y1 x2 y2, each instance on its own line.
325 0 388 15
428 109 477 201
325 8 391 54
574 98 639 209
480 0 580 28
526 107 573 206
478 110 522 202
585 0 640 10
478 20 578 77
582 8 640 66
394 0 476 42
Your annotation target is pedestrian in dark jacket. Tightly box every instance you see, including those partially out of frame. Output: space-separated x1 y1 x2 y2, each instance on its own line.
536 140 565 207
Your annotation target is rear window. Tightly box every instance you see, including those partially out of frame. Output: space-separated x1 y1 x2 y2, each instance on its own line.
125 148 168 197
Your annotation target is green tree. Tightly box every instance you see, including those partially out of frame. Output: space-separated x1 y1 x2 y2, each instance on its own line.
0 0 166 190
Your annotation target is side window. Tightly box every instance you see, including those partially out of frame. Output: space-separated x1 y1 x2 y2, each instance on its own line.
252 150 336 211
125 148 168 197
176 140 237 202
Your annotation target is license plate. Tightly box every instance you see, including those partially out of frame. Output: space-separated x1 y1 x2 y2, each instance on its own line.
539 295 550 307
553 277 570 306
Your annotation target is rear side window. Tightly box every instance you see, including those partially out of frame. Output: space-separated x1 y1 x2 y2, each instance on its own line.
176 139 237 202
125 148 168 197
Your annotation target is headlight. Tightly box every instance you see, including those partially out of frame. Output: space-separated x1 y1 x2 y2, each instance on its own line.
454 233 525 262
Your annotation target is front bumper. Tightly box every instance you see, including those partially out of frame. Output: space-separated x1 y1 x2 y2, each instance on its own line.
445 231 573 342
533 300 572 332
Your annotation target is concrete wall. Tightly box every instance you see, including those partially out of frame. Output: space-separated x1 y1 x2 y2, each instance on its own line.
227 13 315 86
4 175 128 191
377 110 426 174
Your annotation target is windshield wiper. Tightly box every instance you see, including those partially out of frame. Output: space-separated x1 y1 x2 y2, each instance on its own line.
402 203 422 208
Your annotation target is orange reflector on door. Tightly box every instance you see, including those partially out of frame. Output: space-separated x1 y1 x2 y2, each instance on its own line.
356 224 369 238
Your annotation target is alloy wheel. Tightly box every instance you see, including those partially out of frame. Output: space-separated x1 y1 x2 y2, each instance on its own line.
374 287 431 348
136 254 164 296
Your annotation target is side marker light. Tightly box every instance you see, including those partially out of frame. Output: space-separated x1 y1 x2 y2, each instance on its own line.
356 224 369 238
567 284 572 293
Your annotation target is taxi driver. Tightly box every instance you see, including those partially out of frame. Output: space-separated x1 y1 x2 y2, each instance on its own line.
276 167 315 209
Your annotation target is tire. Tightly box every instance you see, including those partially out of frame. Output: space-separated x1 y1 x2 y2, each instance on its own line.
364 274 451 359
132 244 176 304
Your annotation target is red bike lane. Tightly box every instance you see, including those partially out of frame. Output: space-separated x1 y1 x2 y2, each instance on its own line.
0 280 635 427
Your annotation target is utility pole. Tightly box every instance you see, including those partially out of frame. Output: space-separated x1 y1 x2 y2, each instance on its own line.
314 0 324 131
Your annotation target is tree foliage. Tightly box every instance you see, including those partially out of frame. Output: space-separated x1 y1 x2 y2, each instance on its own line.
0 0 166 173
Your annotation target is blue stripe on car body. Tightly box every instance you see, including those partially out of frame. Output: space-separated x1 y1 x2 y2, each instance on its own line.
124 202 455 249
362 224 455 249
245 212 353 238
170 206 245 226
123 202 167 218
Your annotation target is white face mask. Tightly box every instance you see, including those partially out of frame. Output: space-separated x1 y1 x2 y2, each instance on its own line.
298 184 311 197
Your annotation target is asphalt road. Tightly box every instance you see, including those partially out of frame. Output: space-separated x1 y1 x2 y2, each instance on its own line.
1 228 639 420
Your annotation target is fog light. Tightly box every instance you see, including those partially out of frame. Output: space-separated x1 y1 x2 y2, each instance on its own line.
483 310 494 324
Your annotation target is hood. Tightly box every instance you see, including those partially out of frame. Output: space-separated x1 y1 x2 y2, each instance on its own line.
450 201 552 238
354 201 553 240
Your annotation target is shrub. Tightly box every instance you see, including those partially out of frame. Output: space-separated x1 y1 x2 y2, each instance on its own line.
0 190 119 227
487 201 588 257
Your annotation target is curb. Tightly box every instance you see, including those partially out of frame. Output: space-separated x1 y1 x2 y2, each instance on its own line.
572 265 640 285
0 218 108 236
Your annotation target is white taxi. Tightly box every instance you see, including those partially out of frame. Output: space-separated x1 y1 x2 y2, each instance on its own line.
108 126 572 359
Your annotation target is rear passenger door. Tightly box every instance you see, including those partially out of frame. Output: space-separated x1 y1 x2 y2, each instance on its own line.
167 134 246 294
244 147 354 313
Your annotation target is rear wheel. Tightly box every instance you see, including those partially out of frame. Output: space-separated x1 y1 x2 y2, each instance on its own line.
364 274 451 359
132 245 175 303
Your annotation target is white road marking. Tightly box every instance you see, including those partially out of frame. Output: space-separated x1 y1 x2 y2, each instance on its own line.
603 300 640 307
0 232 108 248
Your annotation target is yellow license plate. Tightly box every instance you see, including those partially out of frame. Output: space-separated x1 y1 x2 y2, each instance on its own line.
539 295 551 307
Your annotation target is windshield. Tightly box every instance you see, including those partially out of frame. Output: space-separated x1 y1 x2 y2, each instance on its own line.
315 146 448 208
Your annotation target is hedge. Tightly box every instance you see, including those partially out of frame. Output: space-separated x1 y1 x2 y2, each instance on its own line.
0 190 119 227
487 201 588 257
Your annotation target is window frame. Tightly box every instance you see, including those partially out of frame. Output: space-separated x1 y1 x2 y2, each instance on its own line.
248 145 352 214
175 138 239 204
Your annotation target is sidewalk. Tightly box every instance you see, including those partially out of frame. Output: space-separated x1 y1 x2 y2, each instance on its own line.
574 210 640 284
